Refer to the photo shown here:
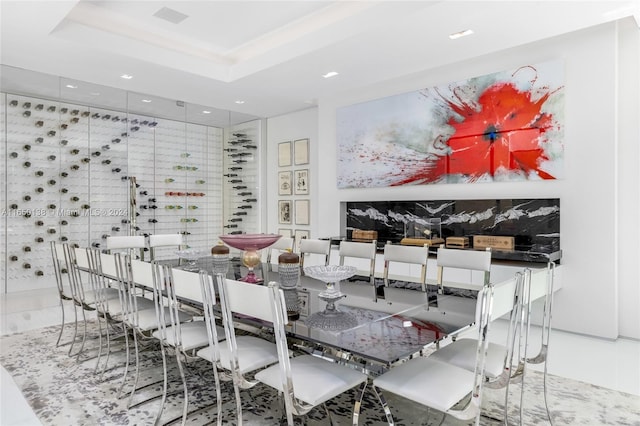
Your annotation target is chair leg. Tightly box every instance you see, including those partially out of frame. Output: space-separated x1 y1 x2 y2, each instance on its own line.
68 302 79 356
372 385 395 426
352 381 367 425
56 298 66 347
94 312 105 373
155 344 169 426
73 306 88 360
175 352 189 426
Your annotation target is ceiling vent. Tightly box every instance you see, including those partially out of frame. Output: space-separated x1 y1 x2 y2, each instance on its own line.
153 7 189 24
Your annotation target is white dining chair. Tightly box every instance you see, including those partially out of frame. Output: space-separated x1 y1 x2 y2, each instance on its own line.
299 238 331 270
150 262 210 426
382 243 430 304
240 280 369 425
436 246 492 294
266 236 295 263
198 267 279 424
338 240 378 301
50 242 78 348
148 233 184 261
371 253 500 425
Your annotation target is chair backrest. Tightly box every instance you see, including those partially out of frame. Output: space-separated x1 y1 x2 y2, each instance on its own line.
150 262 186 349
266 237 295 263
50 242 70 298
71 246 93 303
130 258 154 290
299 238 331 270
148 233 184 261
61 243 84 303
382 243 429 289
339 240 378 300
436 247 491 294
106 236 146 259
86 247 120 313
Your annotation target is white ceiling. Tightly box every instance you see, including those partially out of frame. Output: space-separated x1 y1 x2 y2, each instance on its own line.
1 0 638 121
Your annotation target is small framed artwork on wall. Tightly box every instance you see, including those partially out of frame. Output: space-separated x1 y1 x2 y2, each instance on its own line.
278 228 293 237
294 229 310 251
294 138 309 165
295 200 310 225
278 200 292 224
294 169 309 195
278 141 292 167
278 171 292 195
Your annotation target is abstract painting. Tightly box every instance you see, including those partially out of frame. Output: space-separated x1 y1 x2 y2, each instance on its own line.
337 61 564 188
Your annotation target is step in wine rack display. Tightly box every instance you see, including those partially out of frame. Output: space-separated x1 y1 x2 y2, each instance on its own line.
0 93 249 293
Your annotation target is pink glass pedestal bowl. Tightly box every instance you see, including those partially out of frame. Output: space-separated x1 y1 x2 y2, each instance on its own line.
219 233 282 283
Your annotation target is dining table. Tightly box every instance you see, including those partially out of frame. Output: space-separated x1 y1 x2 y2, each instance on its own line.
161 257 479 374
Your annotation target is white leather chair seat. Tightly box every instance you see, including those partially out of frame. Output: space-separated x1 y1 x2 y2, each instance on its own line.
197 335 278 374
429 338 507 379
153 321 209 351
102 296 154 316
134 307 192 332
255 355 367 407
81 287 121 304
373 357 474 413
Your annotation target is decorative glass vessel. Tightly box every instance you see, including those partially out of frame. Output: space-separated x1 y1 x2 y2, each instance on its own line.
175 248 208 272
219 233 282 283
303 265 359 330
278 250 300 320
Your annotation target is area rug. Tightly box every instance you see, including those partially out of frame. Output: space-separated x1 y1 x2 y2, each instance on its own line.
1 322 638 425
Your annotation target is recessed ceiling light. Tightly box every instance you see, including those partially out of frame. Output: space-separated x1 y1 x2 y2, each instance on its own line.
65 84 77 89
202 110 211 114
235 100 245 104
141 99 152 103
120 74 133 80
449 29 473 40
322 71 339 79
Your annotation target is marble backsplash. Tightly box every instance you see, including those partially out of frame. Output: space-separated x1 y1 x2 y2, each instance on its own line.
343 198 560 259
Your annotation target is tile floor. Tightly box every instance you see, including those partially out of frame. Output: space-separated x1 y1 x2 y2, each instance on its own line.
1 287 639 425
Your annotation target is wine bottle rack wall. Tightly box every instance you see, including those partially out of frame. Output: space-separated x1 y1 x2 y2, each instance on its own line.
0 93 239 293
222 122 262 243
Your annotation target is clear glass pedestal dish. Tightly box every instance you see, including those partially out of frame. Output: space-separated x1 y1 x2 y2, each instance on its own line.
303 265 359 331
175 249 208 271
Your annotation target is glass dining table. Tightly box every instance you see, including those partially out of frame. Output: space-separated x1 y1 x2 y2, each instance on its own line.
165 256 478 372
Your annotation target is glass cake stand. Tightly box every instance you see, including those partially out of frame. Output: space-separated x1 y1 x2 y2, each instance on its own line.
219 233 282 283
175 248 208 271
303 265 359 331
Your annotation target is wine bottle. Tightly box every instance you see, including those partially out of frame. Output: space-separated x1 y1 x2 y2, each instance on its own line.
101 234 109 239
60 139 68 146
23 144 31 151
35 170 44 177
23 195 31 202
10 152 18 158
70 149 80 155
35 237 44 243
10 255 18 262
224 224 238 228
35 187 44 193
112 168 122 173
48 204 56 210
59 236 68 242
35 137 44 144
91 151 101 157
92 242 100 248
102 159 112 165
60 220 68 225
60 172 69 178
47 131 56 137
35 270 44 277
60 188 69 194
35 220 44 226
81 157 90 163
47 155 56 161
101 145 110 151
34 120 43 128
9 204 18 210
70 196 79 202
9 100 18 107
81 204 90 210
70 165 80 171
140 190 148 196
111 226 120 232
48 179 56 186
22 110 31 117
148 219 158 223
47 228 57 234
23 246 31 252
23 161 31 168
35 104 44 111
23 263 32 269
195 179 206 184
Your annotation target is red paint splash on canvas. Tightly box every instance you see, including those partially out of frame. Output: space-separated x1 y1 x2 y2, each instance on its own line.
388 77 561 185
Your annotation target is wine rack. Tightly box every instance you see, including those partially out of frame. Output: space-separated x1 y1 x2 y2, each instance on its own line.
1 93 238 292
222 122 262 241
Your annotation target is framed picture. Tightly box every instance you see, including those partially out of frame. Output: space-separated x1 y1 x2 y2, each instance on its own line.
278 171 292 195
294 169 309 195
278 141 292 167
294 199 310 225
278 200 292 224
278 228 292 237
294 138 309 165
294 229 310 251
297 290 310 318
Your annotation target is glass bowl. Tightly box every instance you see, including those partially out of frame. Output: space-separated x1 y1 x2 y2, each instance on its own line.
219 233 282 250
303 265 358 283
175 248 208 271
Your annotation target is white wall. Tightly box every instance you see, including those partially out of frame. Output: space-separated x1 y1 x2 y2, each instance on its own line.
265 108 318 238
306 20 638 340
